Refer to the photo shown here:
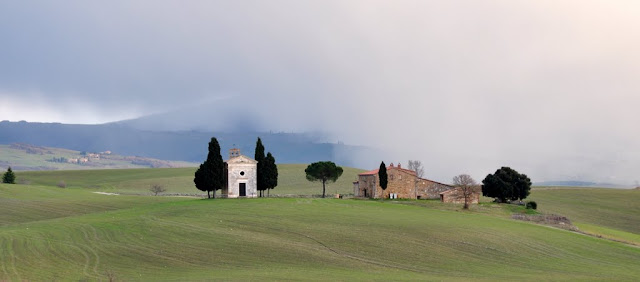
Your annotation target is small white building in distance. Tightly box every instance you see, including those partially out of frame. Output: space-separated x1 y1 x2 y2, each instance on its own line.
222 148 258 198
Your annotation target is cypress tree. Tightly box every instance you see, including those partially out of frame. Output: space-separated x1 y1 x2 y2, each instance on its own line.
254 137 266 197
194 137 225 198
2 167 16 184
264 152 278 197
378 162 388 198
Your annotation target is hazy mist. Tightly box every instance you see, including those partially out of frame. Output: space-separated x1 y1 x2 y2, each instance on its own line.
1 1 639 184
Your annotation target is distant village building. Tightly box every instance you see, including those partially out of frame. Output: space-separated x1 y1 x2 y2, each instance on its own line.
439 186 481 204
222 148 258 198
353 163 454 199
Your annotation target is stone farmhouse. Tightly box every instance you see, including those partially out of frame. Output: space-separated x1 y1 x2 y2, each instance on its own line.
439 186 481 204
221 148 258 198
353 163 454 199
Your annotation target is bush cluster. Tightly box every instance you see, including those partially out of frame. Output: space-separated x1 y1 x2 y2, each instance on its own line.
526 201 537 210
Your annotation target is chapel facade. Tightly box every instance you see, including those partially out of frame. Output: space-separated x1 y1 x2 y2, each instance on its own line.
222 148 258 198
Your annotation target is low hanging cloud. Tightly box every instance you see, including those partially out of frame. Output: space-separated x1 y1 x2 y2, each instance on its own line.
1 1 639 184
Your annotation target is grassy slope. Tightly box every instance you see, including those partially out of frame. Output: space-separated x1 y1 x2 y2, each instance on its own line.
529 187 640 244
1 184 639 281
15 164 365 196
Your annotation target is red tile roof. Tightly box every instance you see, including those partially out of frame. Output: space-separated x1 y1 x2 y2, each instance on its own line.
359 166 417 176
359 169 379 176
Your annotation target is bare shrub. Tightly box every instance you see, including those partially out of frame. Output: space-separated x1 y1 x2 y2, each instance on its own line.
105 270 117 282
150 184 166 196
452 174 477 209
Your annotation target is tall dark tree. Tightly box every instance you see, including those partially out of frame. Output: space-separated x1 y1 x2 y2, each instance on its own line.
305 161 343 198
194 137 225 198
378 161 388 198
2 167 16 184
482 167 531 203
264 152 278 197
255 137 266 197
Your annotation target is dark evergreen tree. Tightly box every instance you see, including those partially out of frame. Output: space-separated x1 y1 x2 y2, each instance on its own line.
264 152 278 197
2 167 16 184
378 161 388 197
194 163 209 197
254 137 266 197
482 167 531 203
514 172 532 201
305 161 343 198
194 137 225 198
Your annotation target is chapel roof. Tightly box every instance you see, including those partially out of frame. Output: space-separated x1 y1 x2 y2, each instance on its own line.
226 154 258 164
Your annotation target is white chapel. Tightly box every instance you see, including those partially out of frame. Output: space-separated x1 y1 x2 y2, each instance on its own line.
222 148 258 198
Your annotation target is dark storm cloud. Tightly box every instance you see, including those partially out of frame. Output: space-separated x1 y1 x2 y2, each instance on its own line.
1 1 640 184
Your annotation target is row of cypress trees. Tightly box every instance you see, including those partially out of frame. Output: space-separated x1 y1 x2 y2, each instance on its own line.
254 138 278 197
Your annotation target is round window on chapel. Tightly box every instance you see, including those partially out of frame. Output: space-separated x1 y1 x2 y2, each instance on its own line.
240 171 245 176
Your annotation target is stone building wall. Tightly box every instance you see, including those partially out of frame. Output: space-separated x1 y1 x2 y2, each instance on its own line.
356 164 454 199
359 174 377 198
418 181 455 199
440 187 480 204
224 155 258 198
374 167 417 199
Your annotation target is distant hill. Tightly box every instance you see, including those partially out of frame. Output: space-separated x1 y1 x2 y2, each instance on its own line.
0 143 195 171
0 121 380 168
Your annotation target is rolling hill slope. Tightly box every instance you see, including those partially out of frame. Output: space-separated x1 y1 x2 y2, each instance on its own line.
1 184 639 280
529 187 640 244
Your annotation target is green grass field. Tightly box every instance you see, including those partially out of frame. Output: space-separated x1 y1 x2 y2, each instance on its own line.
529 187 640 245
15 164 365 196
1 184 639 281
2 169 640 280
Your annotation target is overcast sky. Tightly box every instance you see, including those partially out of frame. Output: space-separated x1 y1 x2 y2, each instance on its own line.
1 1 639 184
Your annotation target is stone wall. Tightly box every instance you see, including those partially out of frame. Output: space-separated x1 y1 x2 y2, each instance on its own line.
356 166 454 199
225 155 258 198
358 175 377 198
440 187 480 204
